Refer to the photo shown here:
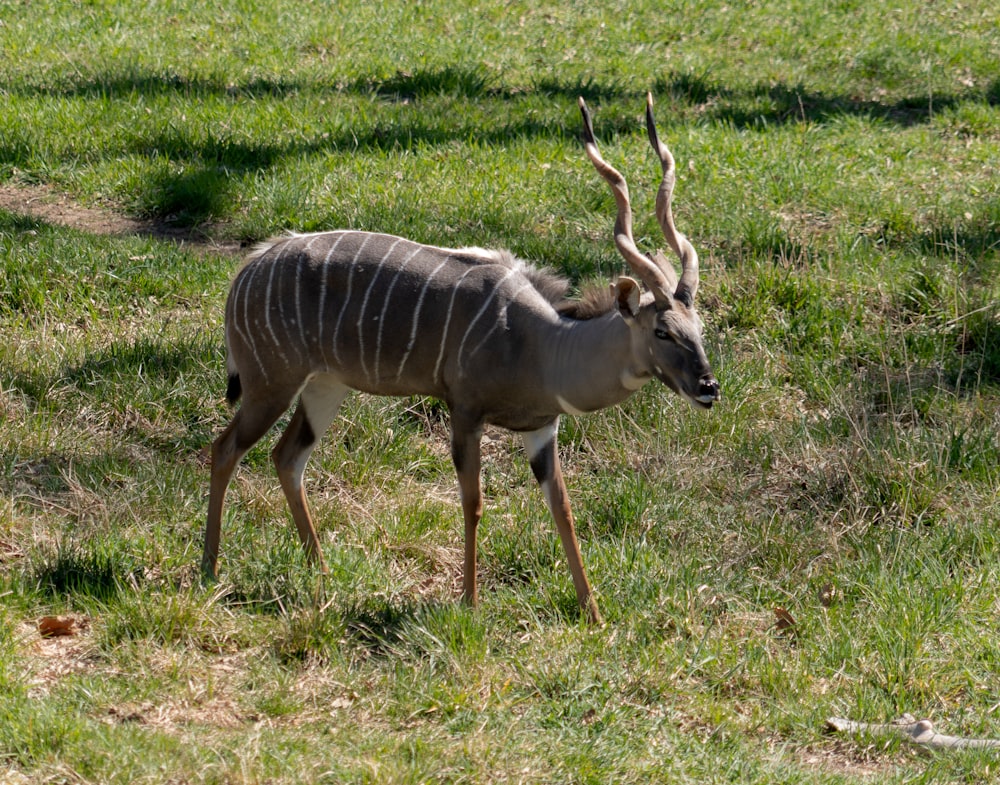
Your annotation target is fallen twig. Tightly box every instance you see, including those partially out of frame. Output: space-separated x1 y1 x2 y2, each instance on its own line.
827 714 1000 751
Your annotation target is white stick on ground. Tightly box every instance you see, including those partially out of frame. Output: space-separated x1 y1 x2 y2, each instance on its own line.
827 715 1000 751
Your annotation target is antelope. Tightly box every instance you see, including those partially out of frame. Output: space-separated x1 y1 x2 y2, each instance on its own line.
202 93 719 624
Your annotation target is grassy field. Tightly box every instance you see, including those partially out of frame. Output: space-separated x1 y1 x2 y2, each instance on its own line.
2 0 999 782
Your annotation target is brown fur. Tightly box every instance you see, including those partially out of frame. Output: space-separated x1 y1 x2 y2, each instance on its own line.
494 253 616 321
555 281 617 320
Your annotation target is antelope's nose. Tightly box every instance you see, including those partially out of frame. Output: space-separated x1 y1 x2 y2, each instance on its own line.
696 376 720 406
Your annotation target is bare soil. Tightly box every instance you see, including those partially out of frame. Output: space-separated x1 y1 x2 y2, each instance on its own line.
0 182 241 255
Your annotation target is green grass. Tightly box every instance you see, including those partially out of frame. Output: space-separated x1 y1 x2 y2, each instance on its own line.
2 0 1000 782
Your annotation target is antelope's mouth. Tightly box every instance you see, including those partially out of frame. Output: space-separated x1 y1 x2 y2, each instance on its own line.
693 377 720 409
654 368 720 409
679 389 719 410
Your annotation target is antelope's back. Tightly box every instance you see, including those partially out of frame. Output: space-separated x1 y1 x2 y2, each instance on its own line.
226 230 558 398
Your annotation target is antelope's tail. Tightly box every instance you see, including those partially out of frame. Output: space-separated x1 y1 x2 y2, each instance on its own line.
223 304 242 405
225 373 242 405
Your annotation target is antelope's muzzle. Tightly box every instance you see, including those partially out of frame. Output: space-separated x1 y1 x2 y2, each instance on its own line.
696 375 720 408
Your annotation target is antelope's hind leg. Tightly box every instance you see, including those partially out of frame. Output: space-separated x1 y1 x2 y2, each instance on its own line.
203 383 301 580
272 376 350 570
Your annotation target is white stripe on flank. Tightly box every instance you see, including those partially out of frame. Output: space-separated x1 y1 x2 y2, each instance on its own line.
288 233 324 366
236 261 271 385
432 266 478 385
293 252 307 362
331 233 372 368
315 231 350 368
465 278 533 364
373 243 423 384
396 257 450 382
226 266 250 374
280 236 311 363
358 237 405 384
455 268 518 375
264 242 293 370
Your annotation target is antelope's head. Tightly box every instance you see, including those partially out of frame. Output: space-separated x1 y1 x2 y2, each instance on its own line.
580 94 720 409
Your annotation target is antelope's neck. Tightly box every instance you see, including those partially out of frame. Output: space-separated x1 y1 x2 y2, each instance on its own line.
543 312 649 415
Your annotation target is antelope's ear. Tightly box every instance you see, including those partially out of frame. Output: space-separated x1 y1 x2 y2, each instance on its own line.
613 277 642 320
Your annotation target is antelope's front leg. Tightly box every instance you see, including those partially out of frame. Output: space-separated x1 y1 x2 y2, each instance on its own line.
523 422 602 625
450 414 484 607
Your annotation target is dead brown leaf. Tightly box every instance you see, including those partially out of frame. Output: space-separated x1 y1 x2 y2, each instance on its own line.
774 607 797 633
38 616 79 638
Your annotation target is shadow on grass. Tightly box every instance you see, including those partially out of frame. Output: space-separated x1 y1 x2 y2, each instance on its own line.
338 596 423 656
9 70 308 100
0 210 46 233
33 539 137 601
62 335 214 391
272 593 483 663
0 331 220 453
13 64 997 122
136 164 236 226
6 66 998 229
221 583 435 658
65 335 219 445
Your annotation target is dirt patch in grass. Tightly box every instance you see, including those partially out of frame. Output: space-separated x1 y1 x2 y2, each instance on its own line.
792 742 904 780
20 618 98 695
0 182 241 256
19 616 260 729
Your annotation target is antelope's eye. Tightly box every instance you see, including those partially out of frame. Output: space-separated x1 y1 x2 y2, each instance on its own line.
654 328 675 342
